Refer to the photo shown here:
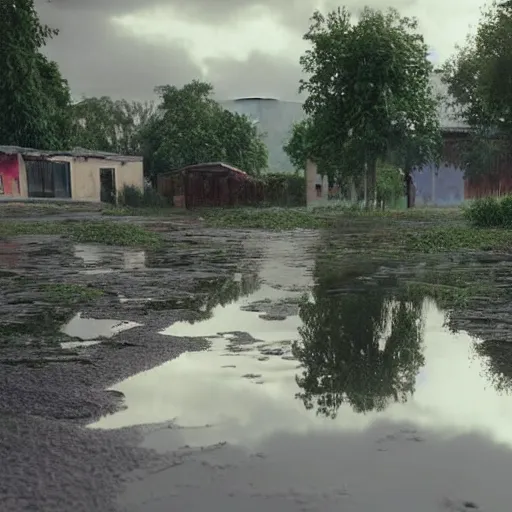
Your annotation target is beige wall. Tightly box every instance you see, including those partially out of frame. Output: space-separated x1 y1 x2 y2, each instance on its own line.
47 156 143 202
12 154 143 201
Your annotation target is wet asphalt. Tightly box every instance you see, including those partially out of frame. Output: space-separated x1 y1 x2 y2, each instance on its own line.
2 217 512 511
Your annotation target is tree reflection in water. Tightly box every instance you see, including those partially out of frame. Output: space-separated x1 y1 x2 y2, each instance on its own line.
293 278 426 418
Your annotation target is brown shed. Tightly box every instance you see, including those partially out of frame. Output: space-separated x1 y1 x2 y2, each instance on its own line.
156 162 263 208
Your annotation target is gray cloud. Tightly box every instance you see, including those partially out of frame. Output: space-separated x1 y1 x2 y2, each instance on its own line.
37 1 204 101
206 51 304 101
45 0 317 31
36 0 307 101
35 0 474 102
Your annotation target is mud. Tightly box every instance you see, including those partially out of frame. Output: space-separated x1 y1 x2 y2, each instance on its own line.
3 217 512 511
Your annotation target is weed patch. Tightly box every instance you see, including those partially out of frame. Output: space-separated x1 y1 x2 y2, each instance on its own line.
0 221 162 247
404 226 512 253
39 283 104 304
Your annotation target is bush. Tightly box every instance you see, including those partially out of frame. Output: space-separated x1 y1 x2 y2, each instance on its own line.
463 195 512 227
376 161 405 208
117 184 169 208
259 173 305 206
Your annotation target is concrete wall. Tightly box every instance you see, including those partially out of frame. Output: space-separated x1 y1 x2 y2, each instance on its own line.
48 156 143 202
412 164 465 206
0 154 20 196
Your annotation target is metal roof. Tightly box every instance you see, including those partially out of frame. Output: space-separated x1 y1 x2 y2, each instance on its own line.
0 145 143 162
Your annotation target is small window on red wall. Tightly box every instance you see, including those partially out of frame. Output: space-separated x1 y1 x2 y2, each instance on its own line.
0 175 4 194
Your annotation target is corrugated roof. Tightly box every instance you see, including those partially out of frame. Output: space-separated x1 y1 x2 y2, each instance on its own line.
0 145 142 162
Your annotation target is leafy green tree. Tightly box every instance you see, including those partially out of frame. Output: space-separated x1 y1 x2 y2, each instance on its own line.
0 0 71 149
442 2 512 177
141 80 267 175
298 7 440 206
284 119 338 182
70 97 156 155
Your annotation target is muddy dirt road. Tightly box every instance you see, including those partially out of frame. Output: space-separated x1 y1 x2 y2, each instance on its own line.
2 216 512 511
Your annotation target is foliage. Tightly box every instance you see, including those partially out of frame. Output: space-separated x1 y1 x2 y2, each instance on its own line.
117 184 169 208
463 195 512 227
0 0 72 148
376 161 405 206
70 97 156 156
0 220 161 247
283 120 337 181
260 173 305 206
140 81 268 176
298 7 441 203
442 2 512 176
39 283 104 304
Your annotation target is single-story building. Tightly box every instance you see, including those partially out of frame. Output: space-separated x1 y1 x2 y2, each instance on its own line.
0 146 143 203
157 162 263 208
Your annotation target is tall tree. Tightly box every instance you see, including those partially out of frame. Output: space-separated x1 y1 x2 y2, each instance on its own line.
298 7 441 206
0 0 71 148
442 2 512 177
70 97 156 155
141 80 268 175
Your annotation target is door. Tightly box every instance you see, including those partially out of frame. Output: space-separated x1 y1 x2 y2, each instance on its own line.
100 168 116 203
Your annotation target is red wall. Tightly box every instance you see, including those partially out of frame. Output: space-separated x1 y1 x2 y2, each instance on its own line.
0 154 20 196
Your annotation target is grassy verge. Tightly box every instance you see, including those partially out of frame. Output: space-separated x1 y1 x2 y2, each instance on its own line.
102 205 192 218
0 220 162 247
201 206 462 229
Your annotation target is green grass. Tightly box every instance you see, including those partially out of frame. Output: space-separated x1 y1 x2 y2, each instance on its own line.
102 205 191 218
202 206 463 230
0 220 162 247
39 283 104 304
404 226 512 253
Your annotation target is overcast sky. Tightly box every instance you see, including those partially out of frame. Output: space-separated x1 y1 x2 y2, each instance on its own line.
35 0 486 102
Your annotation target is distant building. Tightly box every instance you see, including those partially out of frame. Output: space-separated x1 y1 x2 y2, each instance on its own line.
220 97 305 173
0 146 143 203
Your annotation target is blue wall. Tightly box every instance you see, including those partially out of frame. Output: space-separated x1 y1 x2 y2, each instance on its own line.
412 164 465 206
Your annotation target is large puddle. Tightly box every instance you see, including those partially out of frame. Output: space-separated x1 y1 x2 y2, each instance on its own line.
90 293 509 448
86 234 512 510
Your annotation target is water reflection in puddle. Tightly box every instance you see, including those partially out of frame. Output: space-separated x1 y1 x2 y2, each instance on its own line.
74 244 146 274
61 313 142 341
89 293 512 453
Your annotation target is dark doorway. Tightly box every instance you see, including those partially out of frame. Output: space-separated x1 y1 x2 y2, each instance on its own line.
100 168 116 204
26 160 71 198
